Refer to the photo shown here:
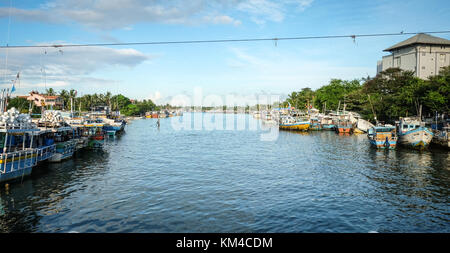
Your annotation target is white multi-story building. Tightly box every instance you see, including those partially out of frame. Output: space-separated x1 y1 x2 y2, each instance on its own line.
377 33 450 79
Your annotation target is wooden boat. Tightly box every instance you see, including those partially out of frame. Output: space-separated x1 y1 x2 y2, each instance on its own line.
432 127 450 149
81 123 105 149
397 117 433 150
321 116 335 130
309 117 322 131
279 116 310 131
47 127 77 162
367 126 398 149
335 119 353 134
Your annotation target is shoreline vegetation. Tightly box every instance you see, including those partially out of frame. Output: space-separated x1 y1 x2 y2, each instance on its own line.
282 67 450 124
7 66 449 122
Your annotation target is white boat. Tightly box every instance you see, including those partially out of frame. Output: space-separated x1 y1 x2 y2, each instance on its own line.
397 117 433 150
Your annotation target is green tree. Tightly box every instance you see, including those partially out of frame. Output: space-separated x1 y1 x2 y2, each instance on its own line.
45 88 56 96
314 79 361 113
7 97 29 113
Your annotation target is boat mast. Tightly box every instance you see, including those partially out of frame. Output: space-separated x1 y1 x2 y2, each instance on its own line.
368 94 378 125
336 100 340 115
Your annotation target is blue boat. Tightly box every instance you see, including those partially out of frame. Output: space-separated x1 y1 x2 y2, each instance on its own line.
0 127 41 184
367 126 398 149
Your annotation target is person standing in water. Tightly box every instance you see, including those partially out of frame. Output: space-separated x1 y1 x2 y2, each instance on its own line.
156 117 160 128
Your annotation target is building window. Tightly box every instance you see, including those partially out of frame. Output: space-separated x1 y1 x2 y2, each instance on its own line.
422 53 426 56
395 57 401 67
422 66 425 70
440 54 446 62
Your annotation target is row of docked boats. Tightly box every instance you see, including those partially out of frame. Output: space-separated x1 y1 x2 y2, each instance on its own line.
143 110 183 119
255 108 449 151
0 108 127 184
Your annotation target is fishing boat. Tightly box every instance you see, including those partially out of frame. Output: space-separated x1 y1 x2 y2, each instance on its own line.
397 117 433 150
47 126 77 162
367 125 398 149
279 115 310 131
101 117 126 134
335 119 353 134
31 129 57 162
309 117 322 131
431 127 450 149
0 127 41 183
320 115 335 130
85 127 105 149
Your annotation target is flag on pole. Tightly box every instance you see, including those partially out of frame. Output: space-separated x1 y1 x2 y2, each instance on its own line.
11 81 16 93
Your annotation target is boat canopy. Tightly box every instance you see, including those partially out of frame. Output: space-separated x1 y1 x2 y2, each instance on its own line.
373 126 395 132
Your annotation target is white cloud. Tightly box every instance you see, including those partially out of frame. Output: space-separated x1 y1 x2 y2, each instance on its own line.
0 0 314 29
203 15 242 26
0 43 150 91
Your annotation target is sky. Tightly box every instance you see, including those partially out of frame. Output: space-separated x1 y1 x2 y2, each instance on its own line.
0 0 449 105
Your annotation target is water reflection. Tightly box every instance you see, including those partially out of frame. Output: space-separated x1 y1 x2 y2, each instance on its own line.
0 150 109 232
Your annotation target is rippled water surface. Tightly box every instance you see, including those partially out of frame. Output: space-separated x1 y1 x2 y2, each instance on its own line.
0 113 449 232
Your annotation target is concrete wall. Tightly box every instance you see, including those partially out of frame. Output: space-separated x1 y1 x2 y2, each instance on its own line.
417 45 450 79
379 44 450 79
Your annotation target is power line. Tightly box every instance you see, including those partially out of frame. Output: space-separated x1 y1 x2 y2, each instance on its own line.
1 30 450 49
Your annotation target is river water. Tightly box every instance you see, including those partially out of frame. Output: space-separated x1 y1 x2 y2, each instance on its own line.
0 113 449 232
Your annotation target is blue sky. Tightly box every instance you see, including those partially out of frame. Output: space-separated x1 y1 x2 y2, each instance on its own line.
0 0 449 104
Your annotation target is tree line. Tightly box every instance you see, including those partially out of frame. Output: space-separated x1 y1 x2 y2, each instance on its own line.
8 89 160 117
282 66 450 124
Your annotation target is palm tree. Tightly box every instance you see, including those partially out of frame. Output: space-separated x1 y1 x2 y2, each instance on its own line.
59 89 69 110
105 91 112 109
69 89 77 111
46 88 56 96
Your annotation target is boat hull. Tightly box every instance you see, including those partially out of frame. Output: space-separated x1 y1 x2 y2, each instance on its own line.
431 131 450 149
279 123 310 131
322 124 335 130
0 154 38 183
310 123 322 131
336 126 352 134
369 139 397 149
398 127 433 150
48 141 76 163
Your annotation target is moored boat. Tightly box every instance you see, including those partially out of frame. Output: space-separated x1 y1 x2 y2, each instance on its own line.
431 127 450 149
47 127 77 162
397 117 433 150
367 125 398 149
335 119 353 134
309 117 322 131
0 127 41 183
279 116 310 131
320 115 335 130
